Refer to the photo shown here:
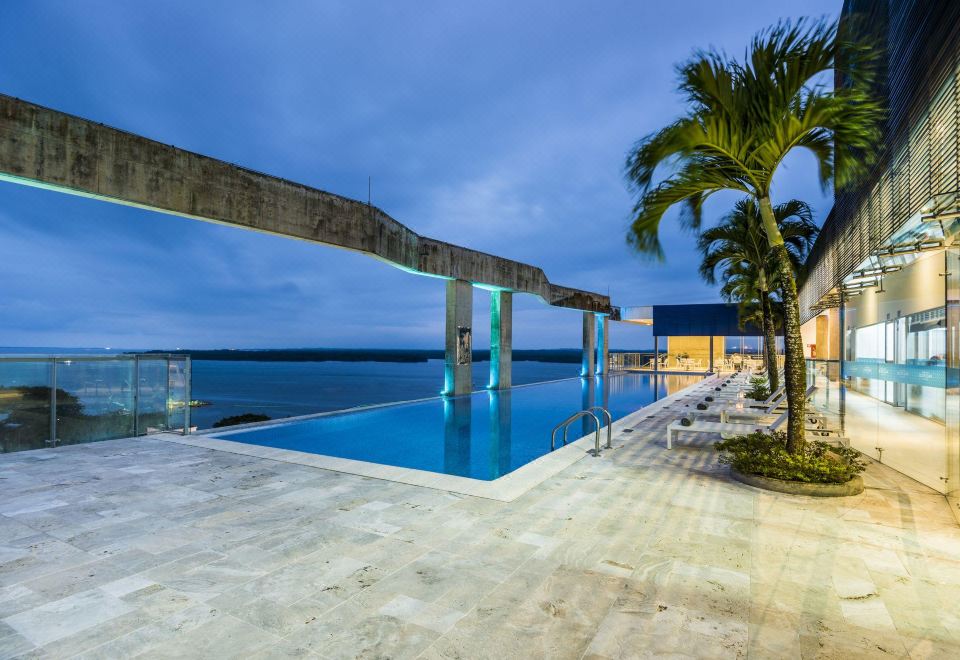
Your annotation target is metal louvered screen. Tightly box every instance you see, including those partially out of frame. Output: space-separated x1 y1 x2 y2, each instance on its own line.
800 0 960 323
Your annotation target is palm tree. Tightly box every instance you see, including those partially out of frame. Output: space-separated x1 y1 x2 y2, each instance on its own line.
723 261 779 383
698 198 818 393
624 19 882 453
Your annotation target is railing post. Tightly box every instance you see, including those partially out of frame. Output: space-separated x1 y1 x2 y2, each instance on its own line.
133 355 140 437
183 357 192 435
165 358 171 431
49 358 57 446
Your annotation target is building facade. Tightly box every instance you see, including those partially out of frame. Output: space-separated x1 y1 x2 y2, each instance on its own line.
800 0 960 520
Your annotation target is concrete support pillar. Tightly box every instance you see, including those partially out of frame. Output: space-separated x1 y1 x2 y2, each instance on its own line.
489 291 512 390
596 314 609 375
444 279 473 396
581 312 596 377
709 335 714 373
653 336 659 373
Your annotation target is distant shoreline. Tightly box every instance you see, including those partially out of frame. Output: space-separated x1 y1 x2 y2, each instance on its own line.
1 346 764 364
138 348 666 364
139 348 593 364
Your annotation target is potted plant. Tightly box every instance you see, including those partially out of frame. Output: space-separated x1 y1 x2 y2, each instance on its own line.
715 431 866 496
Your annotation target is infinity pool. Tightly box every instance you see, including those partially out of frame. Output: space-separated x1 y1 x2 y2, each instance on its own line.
211 373 700 480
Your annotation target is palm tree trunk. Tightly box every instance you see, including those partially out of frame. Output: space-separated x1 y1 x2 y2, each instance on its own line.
758 197 806 454
759 294 779 392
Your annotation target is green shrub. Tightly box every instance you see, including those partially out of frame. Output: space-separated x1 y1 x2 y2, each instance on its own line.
715 431 866 484
213 413 271 428
745 376 769 401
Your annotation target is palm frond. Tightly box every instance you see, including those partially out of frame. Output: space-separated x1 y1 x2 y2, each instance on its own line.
625 15 882 257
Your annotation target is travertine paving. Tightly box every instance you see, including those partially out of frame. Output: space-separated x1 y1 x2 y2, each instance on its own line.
1 383 958 659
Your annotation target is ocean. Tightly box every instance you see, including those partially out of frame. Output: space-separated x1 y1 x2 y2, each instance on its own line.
190 359 577 428
0 348 677 430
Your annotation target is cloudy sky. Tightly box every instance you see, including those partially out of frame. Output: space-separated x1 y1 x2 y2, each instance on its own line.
0 0 837 351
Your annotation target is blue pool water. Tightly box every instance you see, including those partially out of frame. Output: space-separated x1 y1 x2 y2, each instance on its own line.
212 373 700 480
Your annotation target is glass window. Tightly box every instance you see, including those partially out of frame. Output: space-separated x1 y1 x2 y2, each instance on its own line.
855 323 883 360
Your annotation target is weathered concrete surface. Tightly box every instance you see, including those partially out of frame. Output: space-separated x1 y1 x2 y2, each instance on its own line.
0 94 611 314
596 314 609 376
581 312 596 377
444 280 473 396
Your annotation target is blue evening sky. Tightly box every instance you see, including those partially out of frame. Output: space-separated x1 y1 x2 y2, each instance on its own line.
0 0 837 351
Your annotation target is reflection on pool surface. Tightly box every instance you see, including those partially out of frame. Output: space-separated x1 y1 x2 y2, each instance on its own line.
211 373 700 480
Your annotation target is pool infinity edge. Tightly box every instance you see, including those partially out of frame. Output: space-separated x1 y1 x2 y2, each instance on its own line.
158 374 717 502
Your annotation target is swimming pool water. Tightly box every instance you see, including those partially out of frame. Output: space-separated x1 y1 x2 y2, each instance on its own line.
211 373 700 480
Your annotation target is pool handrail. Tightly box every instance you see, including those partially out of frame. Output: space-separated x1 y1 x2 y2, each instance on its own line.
551 410 603 456
586 406 613 449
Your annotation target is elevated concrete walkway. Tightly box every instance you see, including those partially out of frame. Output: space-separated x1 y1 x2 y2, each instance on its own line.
0 94 615 396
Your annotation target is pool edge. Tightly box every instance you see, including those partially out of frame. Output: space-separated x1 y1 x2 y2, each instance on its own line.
158 374 717 502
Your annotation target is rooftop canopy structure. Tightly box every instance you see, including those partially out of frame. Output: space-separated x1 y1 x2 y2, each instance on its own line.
0 94 614 397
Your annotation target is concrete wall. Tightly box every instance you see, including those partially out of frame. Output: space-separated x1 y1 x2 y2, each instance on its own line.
801 317 818 358
0 94 611 314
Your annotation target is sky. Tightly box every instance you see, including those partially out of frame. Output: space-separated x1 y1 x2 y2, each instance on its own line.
0 0 838 351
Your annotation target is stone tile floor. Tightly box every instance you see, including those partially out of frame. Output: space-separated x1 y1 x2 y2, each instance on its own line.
1 384 959 658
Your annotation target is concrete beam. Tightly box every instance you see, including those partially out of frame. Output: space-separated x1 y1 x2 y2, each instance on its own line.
444 279 473 396
581 312 596 377
489 290 512 390
0 94 612 314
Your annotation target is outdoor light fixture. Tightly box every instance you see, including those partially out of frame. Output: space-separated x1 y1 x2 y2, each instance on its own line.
921 210 960 222
847 265 901 279
873 239 944 258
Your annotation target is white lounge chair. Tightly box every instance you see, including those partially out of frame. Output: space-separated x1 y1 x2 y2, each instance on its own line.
703 398 783 422
709 386 786 407
668 403 845 450
719 385 816 422
667 411 788 449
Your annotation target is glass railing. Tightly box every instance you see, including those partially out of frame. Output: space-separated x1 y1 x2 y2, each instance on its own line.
0 354 191 453
611 352 781 372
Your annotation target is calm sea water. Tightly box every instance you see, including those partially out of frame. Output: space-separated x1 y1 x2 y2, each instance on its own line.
191 359 578 429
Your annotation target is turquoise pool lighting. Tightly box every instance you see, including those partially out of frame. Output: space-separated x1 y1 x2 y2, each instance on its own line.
212 372 700 480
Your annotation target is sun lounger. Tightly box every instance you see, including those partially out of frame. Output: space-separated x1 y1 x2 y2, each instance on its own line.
710 386 786 406
667 411 788 449
719 385 816 421
668 397 843 450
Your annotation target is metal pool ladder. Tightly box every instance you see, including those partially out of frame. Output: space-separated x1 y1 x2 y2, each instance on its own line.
550 406 612 457
587 406 613 450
